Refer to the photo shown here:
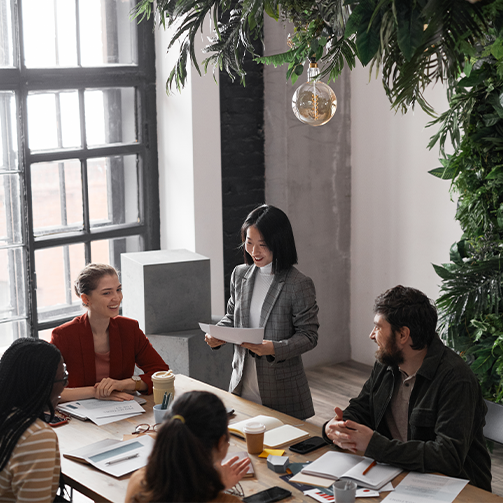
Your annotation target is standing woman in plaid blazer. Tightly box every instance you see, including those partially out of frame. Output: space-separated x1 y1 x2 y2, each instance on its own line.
206 205 319 419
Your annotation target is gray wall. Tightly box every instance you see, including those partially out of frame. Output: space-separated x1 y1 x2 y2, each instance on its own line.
263 17 352 368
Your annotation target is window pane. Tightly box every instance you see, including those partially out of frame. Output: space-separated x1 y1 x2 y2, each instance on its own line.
0 91 18 171
36 244 85 322
31 160 83 237
85 88 136 146
27 91 81 151
0 174 22 245
0 0 14 67
91 235 140 272
22 0 77 68
88 155 139 227
0 320 27 352
80 0 137 66
0 247 26 322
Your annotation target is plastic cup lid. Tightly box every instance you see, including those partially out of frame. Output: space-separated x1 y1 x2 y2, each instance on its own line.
243 421 266 434
152 370 175 381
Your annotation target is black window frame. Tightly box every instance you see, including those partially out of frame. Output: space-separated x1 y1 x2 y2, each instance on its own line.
0 0 159 338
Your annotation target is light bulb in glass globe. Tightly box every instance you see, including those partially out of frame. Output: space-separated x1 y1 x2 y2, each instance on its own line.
292 61 337 127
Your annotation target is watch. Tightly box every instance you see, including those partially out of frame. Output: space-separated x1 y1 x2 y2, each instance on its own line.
131 375 142 391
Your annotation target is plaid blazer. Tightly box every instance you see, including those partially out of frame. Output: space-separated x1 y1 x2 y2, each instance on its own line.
218 264 319 419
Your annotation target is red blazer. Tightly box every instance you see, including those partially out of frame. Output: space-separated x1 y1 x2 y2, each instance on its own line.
50 313 169 394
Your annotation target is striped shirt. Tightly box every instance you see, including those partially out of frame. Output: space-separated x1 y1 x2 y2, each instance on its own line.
0 418 60 502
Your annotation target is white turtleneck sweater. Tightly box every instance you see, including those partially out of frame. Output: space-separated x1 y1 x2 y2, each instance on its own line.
240 263 274 404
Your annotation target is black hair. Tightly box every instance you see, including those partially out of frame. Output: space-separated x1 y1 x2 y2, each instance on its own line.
240 204 298 273
134 391 228 502
0 338 62 471
373 285 438 350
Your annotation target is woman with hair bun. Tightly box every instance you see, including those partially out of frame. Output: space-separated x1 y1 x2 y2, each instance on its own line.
206 204 319 420
0 338 67 501
51 263 170 402
126 391 250 502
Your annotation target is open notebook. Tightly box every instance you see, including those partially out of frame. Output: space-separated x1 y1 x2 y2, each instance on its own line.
229 415 309 448
300 451 402 490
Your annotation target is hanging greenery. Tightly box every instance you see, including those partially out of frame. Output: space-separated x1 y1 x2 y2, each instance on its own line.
132 0 494 114
427 10 503 400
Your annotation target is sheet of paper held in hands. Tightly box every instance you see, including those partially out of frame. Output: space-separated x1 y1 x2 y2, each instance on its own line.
199 323 264 345
58 398 145 425
381 472 468 503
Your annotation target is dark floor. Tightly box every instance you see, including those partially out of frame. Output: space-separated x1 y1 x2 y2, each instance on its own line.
306 360 503 497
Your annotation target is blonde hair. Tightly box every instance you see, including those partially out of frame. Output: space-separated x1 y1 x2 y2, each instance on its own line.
74 263 118 301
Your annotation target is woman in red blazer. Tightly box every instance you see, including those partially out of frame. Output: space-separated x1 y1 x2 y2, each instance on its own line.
51 263 169 402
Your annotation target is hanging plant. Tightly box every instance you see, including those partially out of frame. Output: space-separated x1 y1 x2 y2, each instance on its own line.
132 0 492 114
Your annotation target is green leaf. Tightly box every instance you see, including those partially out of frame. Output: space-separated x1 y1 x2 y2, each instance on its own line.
428 166 456 180
486 165 503 179
491 39 503 60
395 0 424 62
294 64 304 76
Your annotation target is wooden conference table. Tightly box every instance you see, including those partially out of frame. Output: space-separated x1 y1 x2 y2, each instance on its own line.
55 374 501 503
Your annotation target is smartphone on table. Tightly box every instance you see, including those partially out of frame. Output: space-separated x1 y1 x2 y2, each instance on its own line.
289 436 326 454
243 486 292 503
43 412 69 427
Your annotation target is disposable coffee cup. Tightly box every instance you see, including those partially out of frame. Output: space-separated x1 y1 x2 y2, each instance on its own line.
153 404 169 424
333 480 357 503
243 421 266 454
151 370 175 405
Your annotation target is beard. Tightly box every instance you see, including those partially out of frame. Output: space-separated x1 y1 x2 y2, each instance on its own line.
376 331 404 367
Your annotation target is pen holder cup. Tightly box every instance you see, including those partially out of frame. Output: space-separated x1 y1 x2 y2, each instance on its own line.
153 404 169 424
333 480 357 503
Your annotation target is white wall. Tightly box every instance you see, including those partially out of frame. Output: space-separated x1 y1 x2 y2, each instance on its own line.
155 25 225 315
350 63 460 365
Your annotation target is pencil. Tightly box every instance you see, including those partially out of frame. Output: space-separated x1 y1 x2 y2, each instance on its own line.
362 460 377 475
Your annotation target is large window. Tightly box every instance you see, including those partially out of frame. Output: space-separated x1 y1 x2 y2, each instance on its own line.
0 0 159 349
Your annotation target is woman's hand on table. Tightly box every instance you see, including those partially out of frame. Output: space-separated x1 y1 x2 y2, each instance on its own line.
94 389 134 401
94 378 134 400
241 340 275 356
205 333 226 348
219 455 251 489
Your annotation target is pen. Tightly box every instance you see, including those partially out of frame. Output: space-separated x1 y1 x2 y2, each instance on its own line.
161 392 168 410
105 453 140 465
362 460 377 475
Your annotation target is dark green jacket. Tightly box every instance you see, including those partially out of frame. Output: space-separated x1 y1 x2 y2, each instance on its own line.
323 336 491 491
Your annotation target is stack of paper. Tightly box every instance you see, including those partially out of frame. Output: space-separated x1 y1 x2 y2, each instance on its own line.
58 398 145 425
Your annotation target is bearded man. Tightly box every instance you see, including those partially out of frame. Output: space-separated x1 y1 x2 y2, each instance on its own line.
323 285 491 491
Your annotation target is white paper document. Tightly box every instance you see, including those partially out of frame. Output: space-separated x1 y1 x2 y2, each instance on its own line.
381 472 468 503
85 435 155 477
199 322 264 345
58 398 145 425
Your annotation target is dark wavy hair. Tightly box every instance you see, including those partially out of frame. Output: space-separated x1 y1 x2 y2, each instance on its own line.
373 285 438 350
0 338 62 471
133 391 228 502
241 204 298 273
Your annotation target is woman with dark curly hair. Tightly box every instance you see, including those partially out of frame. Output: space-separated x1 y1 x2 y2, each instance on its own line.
0 338 67 501
126 391 249 502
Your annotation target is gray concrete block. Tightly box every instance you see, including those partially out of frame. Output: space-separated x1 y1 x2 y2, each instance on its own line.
148 330 234 391
121 249 211 334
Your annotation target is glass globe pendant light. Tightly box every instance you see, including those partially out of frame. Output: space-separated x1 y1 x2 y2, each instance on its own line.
292 59 337 126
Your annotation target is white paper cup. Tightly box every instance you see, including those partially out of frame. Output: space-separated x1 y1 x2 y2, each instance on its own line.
151 370 175 405
333 480 357 503
243 421 266 454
